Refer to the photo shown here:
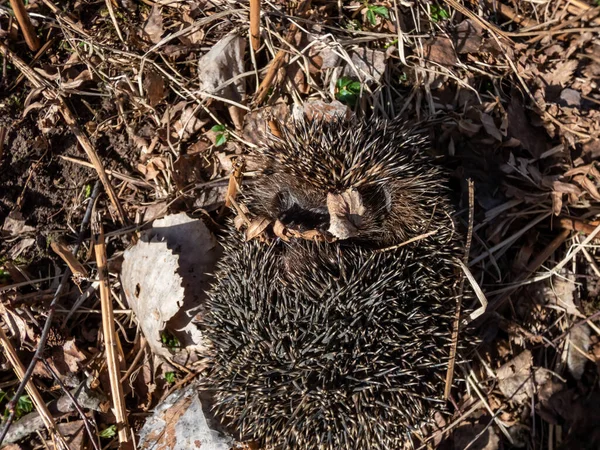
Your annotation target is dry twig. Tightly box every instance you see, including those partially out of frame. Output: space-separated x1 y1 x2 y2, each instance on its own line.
93 216 132 448
8 0 40 51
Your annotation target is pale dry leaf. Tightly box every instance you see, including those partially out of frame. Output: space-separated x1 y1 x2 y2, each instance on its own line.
138 382 233 450
544 271 579 316
2 212 35 236
497 350 549 403
574 175 600 201
1 307 35 348
292 99 351 123
50 240 88 279
197 33 247 115
122 213 220 361
143 6 164 44
566 324 590 380
544 59 579 87
327 188 365 240
246 216 271 241
273 220 290 242
343 48 387 82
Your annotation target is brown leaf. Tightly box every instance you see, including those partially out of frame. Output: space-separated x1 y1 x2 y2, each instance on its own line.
424 37 457 66
327 189 365 240
144 69 166 107
507 94 547 158
544 59 578 86
143 6 164 44
453 19 483 54
458 119 481 136
574 174 600 201
246 216 271 241
51 239 88 279
480 112 502 141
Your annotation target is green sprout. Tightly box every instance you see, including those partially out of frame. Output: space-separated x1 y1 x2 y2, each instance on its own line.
211 124 229 147
160 330 180 349
364 3 389 26
164 372 176 384
429 4 450 22
84 184 92 198
0 268 11 284
0 392 33 420
99 425 117 439
335 77 362 107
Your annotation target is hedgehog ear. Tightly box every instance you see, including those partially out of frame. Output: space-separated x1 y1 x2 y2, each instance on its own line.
327 189 365 240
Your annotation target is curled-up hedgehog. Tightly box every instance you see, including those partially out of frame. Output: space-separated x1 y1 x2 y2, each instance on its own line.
201 118 473 449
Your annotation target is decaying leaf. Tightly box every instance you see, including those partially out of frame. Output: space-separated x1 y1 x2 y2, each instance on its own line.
197 33 247 128
497 350 549 403
143 6 164 44
121 213 220 361
138 381 233 450
327 188 365 240
566 324 590 380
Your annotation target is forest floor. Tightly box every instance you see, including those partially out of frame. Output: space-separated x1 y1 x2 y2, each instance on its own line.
0 0 600 449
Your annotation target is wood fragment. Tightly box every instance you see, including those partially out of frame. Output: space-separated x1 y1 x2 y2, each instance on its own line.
8 0 40 51
495 2 538 27
250 0 261 51
93 218 132 448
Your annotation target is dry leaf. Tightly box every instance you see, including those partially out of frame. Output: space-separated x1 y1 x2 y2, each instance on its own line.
2 212 35 236
122 214 220 361
480 112 502 141
544 59 578 87
566 324 590 380
197 33 247 125
343 48 387 82
458 119 482 136
424 37 457 66
327 189 365 239
246 216 271 241
51 239 88 279
144 69 166 107
138 382 233 450
143 6 164 44
497 350 549 403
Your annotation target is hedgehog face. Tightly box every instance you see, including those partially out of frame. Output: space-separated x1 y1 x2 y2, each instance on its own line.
248 118 453 245
269 183 391 240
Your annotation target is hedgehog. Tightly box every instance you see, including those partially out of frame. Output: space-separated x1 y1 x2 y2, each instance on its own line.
201 117 471 449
